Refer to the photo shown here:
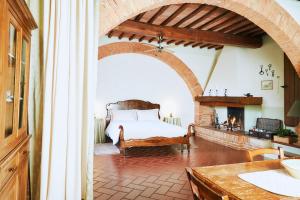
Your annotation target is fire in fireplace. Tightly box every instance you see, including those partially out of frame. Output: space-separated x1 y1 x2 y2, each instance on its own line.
227 107 245 131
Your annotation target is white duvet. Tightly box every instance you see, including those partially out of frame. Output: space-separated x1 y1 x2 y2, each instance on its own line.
106 120 187 145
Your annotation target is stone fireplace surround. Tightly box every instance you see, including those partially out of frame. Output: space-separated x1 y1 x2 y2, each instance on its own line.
195 126 271 150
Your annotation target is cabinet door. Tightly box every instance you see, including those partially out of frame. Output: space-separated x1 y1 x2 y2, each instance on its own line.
0 173 19 200
18 37 30 136
3 16 20 141
18 158 28 200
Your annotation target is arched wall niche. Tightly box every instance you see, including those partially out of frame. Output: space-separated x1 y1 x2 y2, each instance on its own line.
98 42 204 124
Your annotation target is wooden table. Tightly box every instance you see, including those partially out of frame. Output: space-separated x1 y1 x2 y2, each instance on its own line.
192 160 299 200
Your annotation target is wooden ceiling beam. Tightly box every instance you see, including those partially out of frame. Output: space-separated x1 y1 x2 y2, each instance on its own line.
115 20 262 48
184 41 194 47
148 37 156 43
208 44 219 49
135 12 146 21
107 31 113 38
221 20 251 33
215 46 224 50
128 13 146 42
118 32 125 39
167 40 176 44
211 17 244 32
138 6 169 42
161 4 189 26
208 16 241 31
251 30 266 37
241 27 263 36
192 43 202 48
229 24 257 35
185 7 219 28
199 44 210 48
197 10 231 30
148 6 169 24
173 4 206 27
128 34 136 41
175 40 185 45
138 36 146 42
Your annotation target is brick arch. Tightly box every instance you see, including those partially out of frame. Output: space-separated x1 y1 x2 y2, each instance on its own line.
100 0 300 76
98 42 203 98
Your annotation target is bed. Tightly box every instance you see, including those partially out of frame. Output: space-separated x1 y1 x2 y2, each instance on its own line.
105 100 192 155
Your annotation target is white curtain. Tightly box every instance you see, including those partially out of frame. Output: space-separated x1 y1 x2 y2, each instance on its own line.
40 0 98 199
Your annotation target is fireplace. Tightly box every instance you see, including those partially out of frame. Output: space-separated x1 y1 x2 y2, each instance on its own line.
227 107 245 131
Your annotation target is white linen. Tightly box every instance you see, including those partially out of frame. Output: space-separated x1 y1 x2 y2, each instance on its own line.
106 120 187 145
137 109 159 121
111 110 137 121
238 169 300 197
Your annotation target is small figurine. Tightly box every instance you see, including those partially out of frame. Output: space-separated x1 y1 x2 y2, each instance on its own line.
208 89 212 96
215 89 218 96
271 70 275 77
259 65 264 75
268 64 272 70
224 89 228 97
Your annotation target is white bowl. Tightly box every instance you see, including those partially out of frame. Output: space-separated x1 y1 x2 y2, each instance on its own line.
281 159 300 179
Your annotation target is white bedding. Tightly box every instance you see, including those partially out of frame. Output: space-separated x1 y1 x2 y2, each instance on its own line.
106 120 187 145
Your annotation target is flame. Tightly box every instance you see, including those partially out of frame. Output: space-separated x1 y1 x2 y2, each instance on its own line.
231 117 236 125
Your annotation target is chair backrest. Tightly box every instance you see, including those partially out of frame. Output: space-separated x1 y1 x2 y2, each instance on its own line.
247 147 284 162
185 168 229 200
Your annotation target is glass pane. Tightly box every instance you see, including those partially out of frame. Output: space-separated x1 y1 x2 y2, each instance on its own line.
19 39 27 129
5 23 17 137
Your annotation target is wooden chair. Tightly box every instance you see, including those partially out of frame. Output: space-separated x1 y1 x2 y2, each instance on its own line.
247 147 284 162
185 168 229 200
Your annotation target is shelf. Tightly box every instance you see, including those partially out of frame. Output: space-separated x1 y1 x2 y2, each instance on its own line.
195 96 263 107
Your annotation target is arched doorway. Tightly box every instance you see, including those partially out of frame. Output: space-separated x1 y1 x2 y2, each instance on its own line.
99 0 300 76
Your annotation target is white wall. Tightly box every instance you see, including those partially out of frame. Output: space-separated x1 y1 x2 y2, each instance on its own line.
205 36 285 130
96 54 195 127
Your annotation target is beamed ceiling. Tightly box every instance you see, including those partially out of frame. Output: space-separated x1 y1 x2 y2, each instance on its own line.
107 3 266 50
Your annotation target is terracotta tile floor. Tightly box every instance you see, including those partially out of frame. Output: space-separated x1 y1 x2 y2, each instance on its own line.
94 137 249 200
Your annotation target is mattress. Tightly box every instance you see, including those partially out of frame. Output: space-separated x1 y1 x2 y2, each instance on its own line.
106 120 187 145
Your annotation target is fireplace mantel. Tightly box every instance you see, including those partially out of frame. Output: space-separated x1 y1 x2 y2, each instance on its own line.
195 96 263 107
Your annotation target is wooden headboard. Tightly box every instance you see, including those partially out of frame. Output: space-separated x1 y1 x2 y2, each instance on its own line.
105 99 160 125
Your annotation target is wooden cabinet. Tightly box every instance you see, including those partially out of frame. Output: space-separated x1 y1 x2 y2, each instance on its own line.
284 54 300 126
0 0 36 198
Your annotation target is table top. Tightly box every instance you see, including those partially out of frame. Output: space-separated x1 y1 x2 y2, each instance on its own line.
192 159 299 200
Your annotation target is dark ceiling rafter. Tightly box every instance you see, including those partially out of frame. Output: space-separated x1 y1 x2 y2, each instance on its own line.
240 27 263 36
221 20 252 33
208 15 242 31
160 3 189 26
173 4 206 27
167 40 176 45
185 6 219 28
192 43 202 48
184 41 195 47
197 10 231 30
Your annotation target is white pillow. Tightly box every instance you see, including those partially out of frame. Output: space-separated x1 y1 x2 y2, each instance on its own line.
111 110 137 121
137 109 159 121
